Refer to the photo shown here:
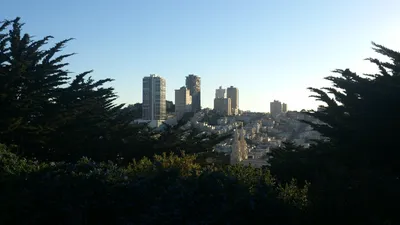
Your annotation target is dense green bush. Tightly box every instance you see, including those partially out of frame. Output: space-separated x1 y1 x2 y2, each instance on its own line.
0 145 308 225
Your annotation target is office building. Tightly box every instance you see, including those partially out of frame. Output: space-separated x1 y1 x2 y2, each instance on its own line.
175 86 192 119
227 86 239 115
142 74 166 120
185 74 201 112
270 100 282 118
215 86 225 99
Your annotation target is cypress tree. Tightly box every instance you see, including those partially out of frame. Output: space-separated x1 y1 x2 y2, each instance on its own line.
269 42 400 224
0 18 140 161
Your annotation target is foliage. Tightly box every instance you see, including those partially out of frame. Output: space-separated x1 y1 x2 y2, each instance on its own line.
166 100 175 113
0 144 48 176
268 43 400 225
0 17 144 162
120 103 142 119
0 145 308 225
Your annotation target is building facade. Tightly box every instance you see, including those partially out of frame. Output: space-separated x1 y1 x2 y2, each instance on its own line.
282 103 288 113
214 98 232 116
142 74 166 120
215 86 226 99
175 86 192 120
185 74 201 112
270 100 282 118
227 86 239 115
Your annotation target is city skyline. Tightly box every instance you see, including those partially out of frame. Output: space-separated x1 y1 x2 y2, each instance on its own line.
141 74 281 113
3 0 399 111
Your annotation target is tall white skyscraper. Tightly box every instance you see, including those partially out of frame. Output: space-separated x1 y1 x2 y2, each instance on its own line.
142 74 166 120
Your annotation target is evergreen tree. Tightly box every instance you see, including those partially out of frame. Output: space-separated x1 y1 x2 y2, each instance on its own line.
0 17 71 155
269 43 400 224
121 103 142 119
166 100 175 113
0 18 140 161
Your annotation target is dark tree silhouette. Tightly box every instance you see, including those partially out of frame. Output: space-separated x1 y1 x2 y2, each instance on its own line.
166 100 175 113
269 42 400 225
0 18 148 161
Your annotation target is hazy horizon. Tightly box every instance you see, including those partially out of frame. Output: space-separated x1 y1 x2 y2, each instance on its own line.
2 0 400 112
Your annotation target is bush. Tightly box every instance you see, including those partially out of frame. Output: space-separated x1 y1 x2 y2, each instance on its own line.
0 145 308 225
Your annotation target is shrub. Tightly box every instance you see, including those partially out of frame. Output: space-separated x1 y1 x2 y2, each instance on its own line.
0 145 308 225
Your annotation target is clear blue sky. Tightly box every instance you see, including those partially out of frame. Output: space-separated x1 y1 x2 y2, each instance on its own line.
2 0 400 112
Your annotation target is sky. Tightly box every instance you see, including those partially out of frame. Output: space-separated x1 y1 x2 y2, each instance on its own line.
2 0 400 112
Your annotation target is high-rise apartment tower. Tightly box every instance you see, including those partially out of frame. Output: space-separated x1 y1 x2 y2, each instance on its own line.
282 103 288 113
227 86 239 115
142 74 166 120
270 100 282 118
185 74 201 112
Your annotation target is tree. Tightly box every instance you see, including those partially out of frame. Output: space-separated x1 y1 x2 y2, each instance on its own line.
0 18 140 162
269 42 400 225
166 100 175 113
121 103 142 119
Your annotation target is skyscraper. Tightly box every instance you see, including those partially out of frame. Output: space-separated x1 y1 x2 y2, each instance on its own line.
227 86 239 115
175 86 192 119
142 74 166 120
185 74 201 112
215 86 225 99
270 100 282 118
282 103 288 113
